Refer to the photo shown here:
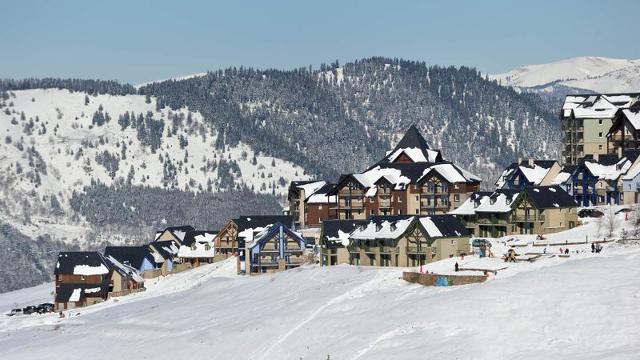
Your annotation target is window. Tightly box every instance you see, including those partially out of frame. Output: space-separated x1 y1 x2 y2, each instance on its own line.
598 145 603 150
599 132 603 138
454 194 460 202
454 184 459 189
415 196 419 201
598 119 603 125
319 204 323 210
415 209 419 214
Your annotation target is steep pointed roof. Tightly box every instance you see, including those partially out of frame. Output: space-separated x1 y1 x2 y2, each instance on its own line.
377 125 443 164
395 125 430 150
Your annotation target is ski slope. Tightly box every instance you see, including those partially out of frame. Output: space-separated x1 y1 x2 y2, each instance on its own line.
1 236 640 359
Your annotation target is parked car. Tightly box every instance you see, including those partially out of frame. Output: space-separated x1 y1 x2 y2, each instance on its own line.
578 209 604 218
37 303 54 314
22 306 38 315
6 308 22 316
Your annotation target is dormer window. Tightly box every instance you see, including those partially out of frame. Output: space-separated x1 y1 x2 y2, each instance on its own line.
490 197 496 205
474 200 480 208
390 223 397 232
376 223 382 232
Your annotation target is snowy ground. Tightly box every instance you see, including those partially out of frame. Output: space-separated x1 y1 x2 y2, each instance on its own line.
1 212 639 359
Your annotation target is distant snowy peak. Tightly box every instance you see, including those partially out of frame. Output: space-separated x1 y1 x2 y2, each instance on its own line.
489 56 640 93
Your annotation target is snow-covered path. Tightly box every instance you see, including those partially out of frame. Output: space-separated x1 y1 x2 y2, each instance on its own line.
1 247 640 359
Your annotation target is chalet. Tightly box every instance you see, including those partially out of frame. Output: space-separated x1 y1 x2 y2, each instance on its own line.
104 256 145 296
622 161 640 204
495 159 561 189
288 126 481 225
607 107 640 155
54 252 112 310
104 246 156 275
561 93 640 164
154 225 195 245
552 151 640 206
450 186 578 237
319 219 368 266
147 241 179 275
215 215 294 260
346 215 471 267
178 230 218 266
239 222 308 275
288 180 337 228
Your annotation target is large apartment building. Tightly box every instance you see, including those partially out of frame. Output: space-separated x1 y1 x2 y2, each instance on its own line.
287 125 481 227
561 93 640 165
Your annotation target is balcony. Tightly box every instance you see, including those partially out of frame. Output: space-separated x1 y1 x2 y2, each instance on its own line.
477 217 508 225
406 246 431 254
379 246 398 253
379 200 392 208
512 214 545 222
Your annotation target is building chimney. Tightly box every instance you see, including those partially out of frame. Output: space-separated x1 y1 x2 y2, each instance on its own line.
528 158 534 167
517 157 522 165
618 146 623 159
593 153 599 162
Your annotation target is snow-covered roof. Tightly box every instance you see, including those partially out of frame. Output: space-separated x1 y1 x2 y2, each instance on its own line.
386 147 440 163
418 163 479 183
306 183 338 204
584 158 631 181
623 162 640 180
54 251 112 276
552 171 572 185
296 180 326 199
474 191 519 213
178 231 217 258
349 215 469 241
622 109 640 130
178 242 216 259
105 255 145 283
563 93 640 119
448 192 493 216
495 160 557 188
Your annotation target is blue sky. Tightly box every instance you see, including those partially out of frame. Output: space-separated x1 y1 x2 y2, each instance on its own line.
2 0 639 84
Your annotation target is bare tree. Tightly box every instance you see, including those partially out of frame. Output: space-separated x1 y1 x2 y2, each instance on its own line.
606 205 617 238
632 203 640 238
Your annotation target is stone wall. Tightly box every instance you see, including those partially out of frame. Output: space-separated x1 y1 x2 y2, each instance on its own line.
402 272 487 287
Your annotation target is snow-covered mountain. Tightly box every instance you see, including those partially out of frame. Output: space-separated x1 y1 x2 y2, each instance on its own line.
490 56 640 94
0 88 307 250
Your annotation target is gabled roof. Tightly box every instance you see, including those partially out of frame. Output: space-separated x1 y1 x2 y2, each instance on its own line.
321 219 369 245
156 225 195 242
495 159 558 188
562 93 640 119
54 252 112 276
306 183 338 204
522 186 577 209
449 191 494 215
148 240 179 259
330 162 480 195
349 215 469 241
105 255 144 283
248 222 306 250
474 189 520 213
181 231 217 247
104 246 155 270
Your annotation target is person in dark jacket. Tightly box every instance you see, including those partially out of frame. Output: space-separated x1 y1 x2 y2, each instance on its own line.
591 243 595 253
454 262 459 272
